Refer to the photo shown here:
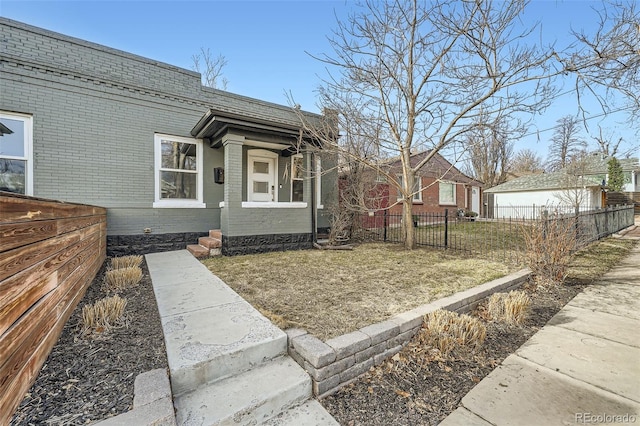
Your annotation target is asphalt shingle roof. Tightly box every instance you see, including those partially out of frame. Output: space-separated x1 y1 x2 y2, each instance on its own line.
486 155 639 193
485 171 603 193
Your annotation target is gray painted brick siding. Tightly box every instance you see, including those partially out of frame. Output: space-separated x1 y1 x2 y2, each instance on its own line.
1 17 335 241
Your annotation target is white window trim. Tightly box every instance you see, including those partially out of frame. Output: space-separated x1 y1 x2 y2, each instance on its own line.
153 133 205 208
316 157 323 209
242 201 307 208
247 149 278 202
0 111 33 196
397 174 422 203
439 181 457 206
219 201 308 208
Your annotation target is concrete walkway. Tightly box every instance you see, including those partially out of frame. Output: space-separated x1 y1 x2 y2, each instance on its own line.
145 250 338 426
440 229 640 426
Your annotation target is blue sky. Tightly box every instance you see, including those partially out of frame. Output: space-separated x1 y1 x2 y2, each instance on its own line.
1 0 637 160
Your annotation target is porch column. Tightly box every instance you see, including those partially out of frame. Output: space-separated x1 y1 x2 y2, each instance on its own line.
220 134 245 236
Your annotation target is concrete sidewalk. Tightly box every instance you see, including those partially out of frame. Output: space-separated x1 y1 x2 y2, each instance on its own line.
440 237 640 425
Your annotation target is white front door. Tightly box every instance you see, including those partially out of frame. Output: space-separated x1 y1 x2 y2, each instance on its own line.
248 153 276 202
471 186 480 214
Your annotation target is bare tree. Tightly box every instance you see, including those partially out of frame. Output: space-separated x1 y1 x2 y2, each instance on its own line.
192 47 229 90
299 0 565 249
466 114 518 187
511 149 545 174
547 116 587 171
568 1 640 130
591 126 624 157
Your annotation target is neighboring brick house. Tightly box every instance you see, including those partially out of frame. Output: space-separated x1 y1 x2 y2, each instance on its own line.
0 18 337 256
348 150 483 217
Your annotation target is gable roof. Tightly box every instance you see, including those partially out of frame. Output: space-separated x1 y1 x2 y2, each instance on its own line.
580 154 640 174
382 150 484 187
485 171 602 193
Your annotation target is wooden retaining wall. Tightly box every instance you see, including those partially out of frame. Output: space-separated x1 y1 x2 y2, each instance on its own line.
0 192 106 424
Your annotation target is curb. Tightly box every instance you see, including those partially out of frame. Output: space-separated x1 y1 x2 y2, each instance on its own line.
287 268 532 398
92 368 176 426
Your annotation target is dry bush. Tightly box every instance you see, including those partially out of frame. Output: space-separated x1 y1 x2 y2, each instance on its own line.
419 309 486 355
522 217 576 286
487 290 531 325
81 295 127 334
103 266 142 292
110 255 143 270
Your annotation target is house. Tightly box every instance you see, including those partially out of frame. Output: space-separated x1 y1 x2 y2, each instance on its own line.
366 150 484 217
579 153 640 194
484 153 640 219
0 18 337 256
484 171 604 218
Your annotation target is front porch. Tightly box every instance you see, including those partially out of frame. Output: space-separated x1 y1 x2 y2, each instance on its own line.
190 108 327 255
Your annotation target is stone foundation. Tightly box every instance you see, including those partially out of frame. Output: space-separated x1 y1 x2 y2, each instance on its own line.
222 233 313 256
107 232 207 257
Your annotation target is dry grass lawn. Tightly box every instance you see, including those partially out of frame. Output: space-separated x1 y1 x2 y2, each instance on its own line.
202 243 515 340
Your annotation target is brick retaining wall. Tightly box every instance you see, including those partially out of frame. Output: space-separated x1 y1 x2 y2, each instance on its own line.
287 269 532 397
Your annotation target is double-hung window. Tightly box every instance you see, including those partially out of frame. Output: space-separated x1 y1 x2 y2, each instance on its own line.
397 174 422 202
0 112 33 195
439 181 456 205
291 154 304 202
153 134 204 208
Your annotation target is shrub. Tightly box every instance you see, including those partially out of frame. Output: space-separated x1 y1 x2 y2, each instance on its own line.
522 216 576 285
103 266 142 292
81 295 127 334
110 255 143 270
487 290 530 325
419 309 486 355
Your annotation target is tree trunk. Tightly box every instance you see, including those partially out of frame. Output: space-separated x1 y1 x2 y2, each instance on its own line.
402 198 416 249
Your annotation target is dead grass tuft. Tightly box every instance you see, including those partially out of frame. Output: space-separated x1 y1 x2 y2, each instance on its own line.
110 255 143 270
419 309 486 355
103 267 142 293
522 218 576 285
81 295 127 334
487 290 530 325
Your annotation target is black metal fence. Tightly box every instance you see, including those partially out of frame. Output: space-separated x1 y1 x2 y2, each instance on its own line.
351 205 635 264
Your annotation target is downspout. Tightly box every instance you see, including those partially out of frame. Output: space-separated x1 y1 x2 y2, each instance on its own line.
310 151 317 244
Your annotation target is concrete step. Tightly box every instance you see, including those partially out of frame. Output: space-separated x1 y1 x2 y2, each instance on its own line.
209 229 222 240
187 244 209 259
174 356 312 425
199 236 222 249
263 400 339 426
146 250 288 396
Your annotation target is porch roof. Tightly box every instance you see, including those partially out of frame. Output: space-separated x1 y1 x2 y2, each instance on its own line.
191 108 301 140
190 108 328 154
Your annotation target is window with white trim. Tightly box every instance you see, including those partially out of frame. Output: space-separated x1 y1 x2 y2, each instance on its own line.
439 181 456 205
291 154 304 202
316 157 323 208
153 134 204 208
0 112 33 195
397 174 422 202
